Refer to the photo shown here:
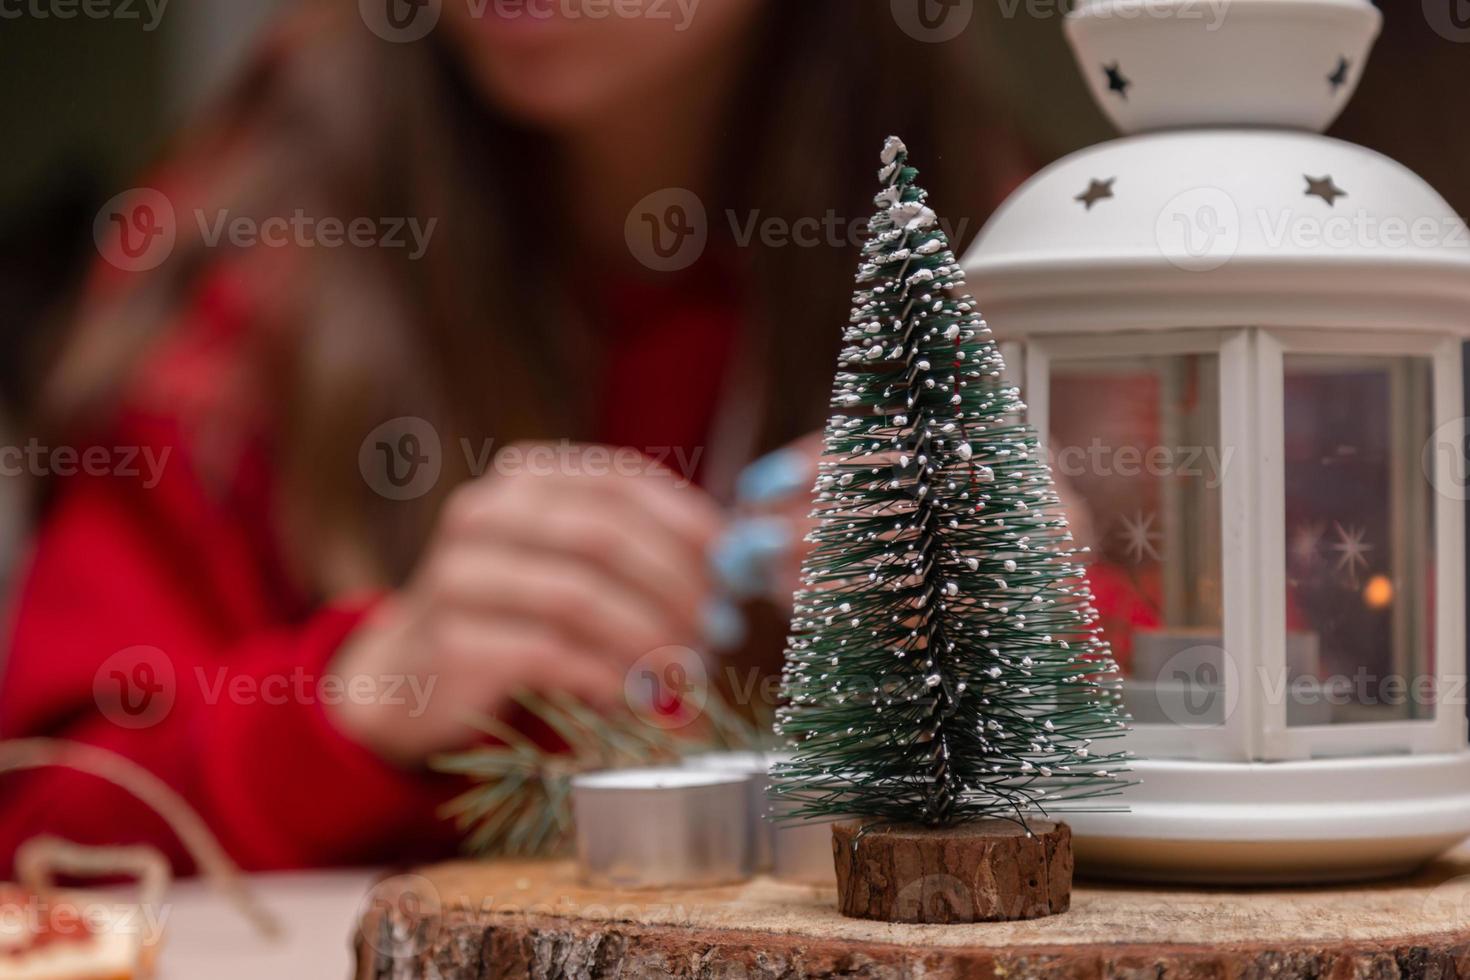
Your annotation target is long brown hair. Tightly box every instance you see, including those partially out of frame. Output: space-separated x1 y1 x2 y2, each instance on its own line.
45 1 1025 598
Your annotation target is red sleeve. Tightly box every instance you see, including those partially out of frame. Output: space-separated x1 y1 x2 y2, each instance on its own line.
0 282 460 875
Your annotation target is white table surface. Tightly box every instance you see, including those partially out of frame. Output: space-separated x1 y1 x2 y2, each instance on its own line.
156 870 379 979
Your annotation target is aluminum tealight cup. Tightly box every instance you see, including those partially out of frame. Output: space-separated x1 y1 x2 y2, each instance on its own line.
570 767 753 888
683 751 773 872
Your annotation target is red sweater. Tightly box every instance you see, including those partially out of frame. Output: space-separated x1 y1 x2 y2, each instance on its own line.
0 263 738 875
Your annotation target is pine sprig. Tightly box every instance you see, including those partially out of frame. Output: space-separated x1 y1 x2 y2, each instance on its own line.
772 137 1132 829
433 690 765 858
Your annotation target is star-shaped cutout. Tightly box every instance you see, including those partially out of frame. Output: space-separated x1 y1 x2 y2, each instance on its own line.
1329 521 1373 587
1304 174 1347 206
1328 56 1350 93
1117 511 1162 564
1104 62 1130 100
1076 177 1115 210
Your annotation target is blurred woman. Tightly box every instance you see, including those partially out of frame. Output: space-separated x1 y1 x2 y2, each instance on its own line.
0 0 1024 872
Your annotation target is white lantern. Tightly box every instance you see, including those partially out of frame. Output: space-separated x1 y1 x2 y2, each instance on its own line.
962 0 1470 883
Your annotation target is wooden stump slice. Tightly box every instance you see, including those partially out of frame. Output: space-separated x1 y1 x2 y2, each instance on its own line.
831 818 1071 923
356 853 1470 979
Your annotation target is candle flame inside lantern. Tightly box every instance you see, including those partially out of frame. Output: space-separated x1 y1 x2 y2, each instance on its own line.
1363 575 1394 611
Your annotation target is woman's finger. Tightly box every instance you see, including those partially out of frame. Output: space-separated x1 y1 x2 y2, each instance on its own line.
430 545 689 665
578 465 725 565
454 487 711 638
435 615 628 709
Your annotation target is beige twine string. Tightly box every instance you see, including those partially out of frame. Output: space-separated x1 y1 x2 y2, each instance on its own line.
0 738 281 939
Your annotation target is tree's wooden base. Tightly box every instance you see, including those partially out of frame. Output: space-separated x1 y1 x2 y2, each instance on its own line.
832 818 1071 923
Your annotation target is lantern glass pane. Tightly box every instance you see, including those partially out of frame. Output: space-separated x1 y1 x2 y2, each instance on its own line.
1049 353 1225 736
1283 354 1435 726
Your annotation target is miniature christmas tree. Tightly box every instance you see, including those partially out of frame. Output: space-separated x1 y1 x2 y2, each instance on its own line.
772 139 1130 916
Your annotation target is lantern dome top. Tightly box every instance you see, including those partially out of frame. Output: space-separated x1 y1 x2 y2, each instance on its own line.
1066 0 1382 134
968 128 1470 272
960 129 1470 336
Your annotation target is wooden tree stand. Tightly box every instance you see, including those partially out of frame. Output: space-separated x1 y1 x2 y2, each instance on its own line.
832 818 1071 923
355 848 1470 979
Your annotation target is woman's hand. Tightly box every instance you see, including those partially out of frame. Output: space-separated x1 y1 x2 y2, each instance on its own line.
329 443 723 767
